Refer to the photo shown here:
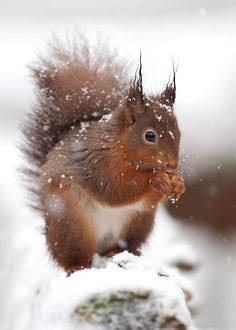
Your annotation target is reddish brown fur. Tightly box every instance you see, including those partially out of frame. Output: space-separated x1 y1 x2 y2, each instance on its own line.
44 184 96 270
121 211 156 252
21 34 185 273
22 34 129 180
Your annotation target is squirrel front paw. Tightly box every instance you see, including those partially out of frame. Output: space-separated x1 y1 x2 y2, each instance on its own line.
167 172 185 202
150 172 173 198
150 172 185 202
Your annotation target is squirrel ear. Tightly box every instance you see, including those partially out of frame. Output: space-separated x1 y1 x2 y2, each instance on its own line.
159 66 176 109
123 54 144 125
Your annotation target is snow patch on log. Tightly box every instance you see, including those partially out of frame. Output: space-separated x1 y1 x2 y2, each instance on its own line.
29 252 197 330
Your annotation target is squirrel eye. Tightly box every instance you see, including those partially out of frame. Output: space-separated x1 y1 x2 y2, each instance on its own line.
144 130 157 144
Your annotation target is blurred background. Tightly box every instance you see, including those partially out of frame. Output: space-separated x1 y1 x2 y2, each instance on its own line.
0 1 236 329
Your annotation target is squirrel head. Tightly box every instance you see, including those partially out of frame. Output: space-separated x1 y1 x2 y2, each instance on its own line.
110 65 180 173
73 61 180 178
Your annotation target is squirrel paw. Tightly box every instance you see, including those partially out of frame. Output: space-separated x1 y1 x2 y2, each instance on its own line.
150 172 185 202
168 172 185 202
150 172 173 198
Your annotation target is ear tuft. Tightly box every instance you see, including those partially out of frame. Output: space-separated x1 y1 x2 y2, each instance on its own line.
159 64 177 109
128 52 144 105
124 53 144 123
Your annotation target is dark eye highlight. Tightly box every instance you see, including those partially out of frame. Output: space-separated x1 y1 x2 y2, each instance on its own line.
145 131 156 143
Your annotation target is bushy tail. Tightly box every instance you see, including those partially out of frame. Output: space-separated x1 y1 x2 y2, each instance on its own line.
21 33 129 182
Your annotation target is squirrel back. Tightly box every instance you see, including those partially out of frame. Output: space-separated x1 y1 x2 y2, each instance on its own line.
22 34 129 187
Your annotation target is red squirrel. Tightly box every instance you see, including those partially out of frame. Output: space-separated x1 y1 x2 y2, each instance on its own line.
22 35 185 274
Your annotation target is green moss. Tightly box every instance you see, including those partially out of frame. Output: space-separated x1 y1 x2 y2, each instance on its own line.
75 290 150 321
74 290 191 330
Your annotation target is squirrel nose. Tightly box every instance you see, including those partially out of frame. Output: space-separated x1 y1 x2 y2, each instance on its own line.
166 159 179 170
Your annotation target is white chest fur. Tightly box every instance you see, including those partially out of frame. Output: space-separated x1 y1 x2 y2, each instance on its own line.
87 200 145 254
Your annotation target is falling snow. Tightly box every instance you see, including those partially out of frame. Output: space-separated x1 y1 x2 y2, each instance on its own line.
99 113 113 123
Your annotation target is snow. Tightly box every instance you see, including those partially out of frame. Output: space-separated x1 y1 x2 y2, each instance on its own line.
168 130 175 140
159 102 172 112
99 113 113 123
46 193 66 216
199 7 207 17
155 114 162 122
28 252 195 330
79 122 90 134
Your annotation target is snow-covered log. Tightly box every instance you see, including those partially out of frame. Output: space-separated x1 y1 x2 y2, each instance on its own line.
29 252 197 330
